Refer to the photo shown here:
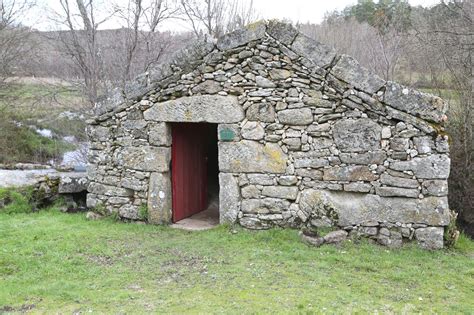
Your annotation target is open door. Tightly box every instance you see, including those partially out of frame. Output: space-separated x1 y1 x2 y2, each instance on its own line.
171 123 210 222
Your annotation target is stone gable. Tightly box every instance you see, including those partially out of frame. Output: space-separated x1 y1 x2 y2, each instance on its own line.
87 20 450 249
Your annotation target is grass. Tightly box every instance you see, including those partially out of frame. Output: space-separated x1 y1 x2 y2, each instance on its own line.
0 210 473 314
0 82 87 164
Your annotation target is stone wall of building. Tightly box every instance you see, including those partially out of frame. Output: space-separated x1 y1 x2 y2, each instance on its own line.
87 21 450 249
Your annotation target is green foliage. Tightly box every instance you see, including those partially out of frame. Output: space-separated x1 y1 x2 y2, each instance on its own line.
444 210 460 248
92 203 107 216
341 0 412 33
138 204 149 222
0 188 33 214
0 211 473 313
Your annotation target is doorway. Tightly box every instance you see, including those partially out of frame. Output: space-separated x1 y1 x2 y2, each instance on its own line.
171 123 219 226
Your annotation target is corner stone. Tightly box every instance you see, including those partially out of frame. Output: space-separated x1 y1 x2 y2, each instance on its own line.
219 173 240 223
148 172 172 224
415 227 444 250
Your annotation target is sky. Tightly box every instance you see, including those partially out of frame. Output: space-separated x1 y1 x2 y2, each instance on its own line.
27 0 441 32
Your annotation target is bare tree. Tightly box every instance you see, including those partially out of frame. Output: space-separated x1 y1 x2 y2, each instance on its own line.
413 0 473 230
113 0 179 84
180 0 258 39
0 0 36 85
50 0 114 105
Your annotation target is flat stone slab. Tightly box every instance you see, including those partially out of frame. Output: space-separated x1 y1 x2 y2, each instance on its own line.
144 95 244 123
219 140 288 174
0 169 57 188
58 172 88 193
300 189 450 226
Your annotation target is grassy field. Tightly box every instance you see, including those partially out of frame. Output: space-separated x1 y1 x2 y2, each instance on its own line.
0 82 87 164
1 209 473 314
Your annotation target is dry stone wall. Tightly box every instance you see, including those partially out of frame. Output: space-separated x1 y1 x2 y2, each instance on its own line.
87 21 450 249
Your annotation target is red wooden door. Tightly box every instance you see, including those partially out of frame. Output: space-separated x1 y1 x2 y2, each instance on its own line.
171 123 209 222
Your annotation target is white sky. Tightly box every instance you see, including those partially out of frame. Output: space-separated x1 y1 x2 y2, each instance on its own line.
27 0 441 32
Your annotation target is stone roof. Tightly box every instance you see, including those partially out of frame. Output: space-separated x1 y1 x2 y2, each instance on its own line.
92 20 448 128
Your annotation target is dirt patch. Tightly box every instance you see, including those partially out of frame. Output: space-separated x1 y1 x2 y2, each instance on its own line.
0 303 36 313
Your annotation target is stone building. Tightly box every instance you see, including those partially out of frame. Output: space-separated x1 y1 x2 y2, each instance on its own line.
86 21 451 249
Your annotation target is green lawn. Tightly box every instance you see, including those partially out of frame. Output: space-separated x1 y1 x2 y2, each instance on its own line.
1 210 473 314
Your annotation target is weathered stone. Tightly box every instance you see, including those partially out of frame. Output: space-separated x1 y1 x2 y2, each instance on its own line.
307 123 331 133
87 125 110 142
241 198 290 214
119 204 139 220
58 173 88 193
300 189 449 226
384 81 448 123
149 123 171 146
381 126 392 139
295 169 323 179
86 211 102 220
390 155 450 179
256 76 276 88
219 173 240 223
144 95 244 123
415 227 444 249
386 106 436 134
269 69 292 80
219 141 288 173
376 186 419 198
247 174 275 185
422 180 448 197
390 138 409 151
344 182 372 193
300 233 325 247
331 55 385 94
241 185 260 198
282 137 301 150
278 175 298 186
339 151 386 165
413 136 434 154
333 119 381 152
241 121 264 140
217 21 266 50
294 158 329 169
239 217 270 230
117 146 170 172
323 230 348 244
246 103 276 122
277 108 313 125
323 166 378 182
267 20 298 46
377 230 402 248
262 186 298 200
147 172 172 224
312 137 333 150
191 80 223 94
291 33 337 68
380 174 419 188
86 193 100 209
109 197 130 205
88 182 132 197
